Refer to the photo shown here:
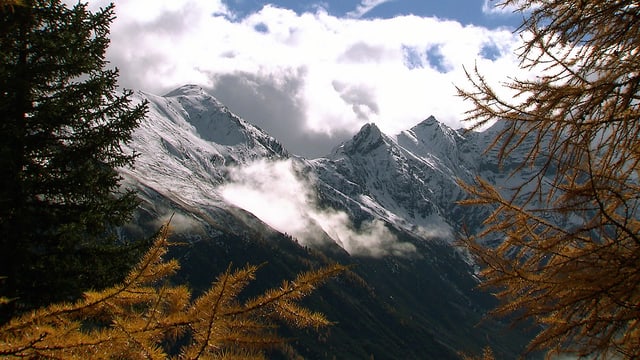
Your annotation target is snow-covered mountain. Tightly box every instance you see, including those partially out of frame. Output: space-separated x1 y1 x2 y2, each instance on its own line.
308 119 469 240
121 84 285 204
120 85 537 359
121 84 497 248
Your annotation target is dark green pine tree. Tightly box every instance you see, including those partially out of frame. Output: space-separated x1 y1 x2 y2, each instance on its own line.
0 0 148 321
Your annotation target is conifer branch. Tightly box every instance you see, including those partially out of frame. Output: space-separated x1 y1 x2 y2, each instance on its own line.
459 0 640 357
0 225 344 358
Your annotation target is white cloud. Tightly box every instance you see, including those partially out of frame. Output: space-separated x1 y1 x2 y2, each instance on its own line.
347 0 394 19
219 159 416 257
72 1 527 156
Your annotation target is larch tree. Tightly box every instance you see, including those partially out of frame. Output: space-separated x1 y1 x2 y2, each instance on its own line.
457 0 640 358
0 0 147 321
0 224 347 359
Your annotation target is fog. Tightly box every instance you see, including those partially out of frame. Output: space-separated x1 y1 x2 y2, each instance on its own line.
219 159 416 257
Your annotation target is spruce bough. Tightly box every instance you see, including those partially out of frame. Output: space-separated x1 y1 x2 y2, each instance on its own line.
0 0 147 321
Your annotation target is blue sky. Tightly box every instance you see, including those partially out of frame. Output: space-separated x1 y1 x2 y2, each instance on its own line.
74 0 529 157
224 0 522 28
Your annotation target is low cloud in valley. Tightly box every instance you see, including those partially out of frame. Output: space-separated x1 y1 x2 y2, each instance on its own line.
219 159 416 257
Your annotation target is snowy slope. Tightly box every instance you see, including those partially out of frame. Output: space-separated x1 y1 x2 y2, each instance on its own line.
120 85 287 210
303 114 560 248
306 118 486 243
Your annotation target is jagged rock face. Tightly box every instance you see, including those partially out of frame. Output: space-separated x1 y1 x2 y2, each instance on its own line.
307 118 502 240
310 123 447 234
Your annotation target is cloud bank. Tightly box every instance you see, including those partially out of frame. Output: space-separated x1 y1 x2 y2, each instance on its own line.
219 159 416 257
69 0 525 157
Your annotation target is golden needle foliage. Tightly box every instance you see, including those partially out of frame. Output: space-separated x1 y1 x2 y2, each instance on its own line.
0 0 24 11
460 347 496 360
0 225 345 359
457 0 640 358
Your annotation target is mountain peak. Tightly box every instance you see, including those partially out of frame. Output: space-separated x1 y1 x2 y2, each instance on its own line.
142 85 287 157
328 123 389 158
414 115 438 127
394 115 463 171
407 115 459 141
345 123 388 154
358 122 382 138
163 84 211 98
410 115 452 134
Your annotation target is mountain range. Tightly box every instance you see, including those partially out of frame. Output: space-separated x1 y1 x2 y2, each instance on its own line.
119 84 539 359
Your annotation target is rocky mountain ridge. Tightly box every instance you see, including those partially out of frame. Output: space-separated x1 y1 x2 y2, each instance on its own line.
119 85 539 359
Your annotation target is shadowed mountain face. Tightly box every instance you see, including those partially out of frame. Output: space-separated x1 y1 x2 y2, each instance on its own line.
120 85 539 359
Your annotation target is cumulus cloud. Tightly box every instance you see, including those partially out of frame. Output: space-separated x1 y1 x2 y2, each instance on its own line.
207 70 353 158
67 0 526 157
218 159 416 257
